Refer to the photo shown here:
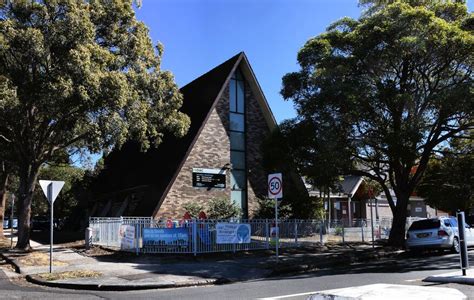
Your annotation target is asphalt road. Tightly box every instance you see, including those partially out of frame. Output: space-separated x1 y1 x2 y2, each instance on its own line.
2 251 474 299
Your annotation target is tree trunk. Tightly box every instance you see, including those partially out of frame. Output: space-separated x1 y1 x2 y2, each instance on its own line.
388 191 410 248
0 173 8 238
15 164 39 250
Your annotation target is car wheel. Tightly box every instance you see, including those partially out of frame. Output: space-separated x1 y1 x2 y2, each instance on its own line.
451 237 460 254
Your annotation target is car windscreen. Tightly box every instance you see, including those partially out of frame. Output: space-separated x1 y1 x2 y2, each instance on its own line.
450 218 458 227
409 219 440 230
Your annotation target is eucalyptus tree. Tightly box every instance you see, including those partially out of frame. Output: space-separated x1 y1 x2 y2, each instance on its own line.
0 0 190 249
281 1 473 246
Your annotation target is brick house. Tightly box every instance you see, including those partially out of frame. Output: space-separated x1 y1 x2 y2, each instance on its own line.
89 52 293 219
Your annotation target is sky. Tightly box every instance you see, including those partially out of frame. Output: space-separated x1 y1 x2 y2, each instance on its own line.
136 0 473 123
135 0 363 123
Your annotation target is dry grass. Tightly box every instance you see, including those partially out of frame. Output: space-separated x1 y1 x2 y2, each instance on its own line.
17 251 68 266
0 237 12 250
37 270 102 281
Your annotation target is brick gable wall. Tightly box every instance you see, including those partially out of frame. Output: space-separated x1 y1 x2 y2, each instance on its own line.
155 78 271 219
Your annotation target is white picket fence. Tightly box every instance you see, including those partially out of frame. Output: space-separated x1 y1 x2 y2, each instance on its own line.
88 217 418 255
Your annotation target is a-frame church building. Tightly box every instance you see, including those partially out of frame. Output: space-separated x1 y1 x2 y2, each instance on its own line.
90 52 291 219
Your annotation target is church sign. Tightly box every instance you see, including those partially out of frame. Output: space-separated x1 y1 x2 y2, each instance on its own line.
192 168 226 188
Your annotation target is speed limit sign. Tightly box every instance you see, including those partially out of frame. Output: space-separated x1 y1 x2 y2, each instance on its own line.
268 173 283 199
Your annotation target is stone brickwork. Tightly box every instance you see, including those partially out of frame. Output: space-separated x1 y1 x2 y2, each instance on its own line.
156 74 272 219
156 86 232 219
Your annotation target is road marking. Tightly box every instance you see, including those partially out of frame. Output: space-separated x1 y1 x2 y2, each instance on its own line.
405 279 422 282
258 291 318 300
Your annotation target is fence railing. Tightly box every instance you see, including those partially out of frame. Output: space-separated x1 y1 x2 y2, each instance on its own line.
88 216 420 255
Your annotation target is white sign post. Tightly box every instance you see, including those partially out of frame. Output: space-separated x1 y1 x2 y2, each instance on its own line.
268 173 282 262
39 180 64 273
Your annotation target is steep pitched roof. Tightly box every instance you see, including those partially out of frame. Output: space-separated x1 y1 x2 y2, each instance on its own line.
93 52 278 216
338 176 363 196
146 53 244 216
306 175 364 198
149 52 279 216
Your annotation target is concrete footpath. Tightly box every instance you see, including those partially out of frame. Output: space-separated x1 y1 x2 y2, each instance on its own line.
0 237 403 291
3 235 474 295
424 269 474 285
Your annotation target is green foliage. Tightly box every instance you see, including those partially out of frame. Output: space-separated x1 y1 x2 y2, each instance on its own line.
253 197 292 219
359 0 469 18
0 0 190 247
206 197 241 220
0 0 189 160
32 164 84 218
281 1 473 245
261 128 318 219
418 135 474 213
355 179 383 200
183 202 204 218
334 225 344 236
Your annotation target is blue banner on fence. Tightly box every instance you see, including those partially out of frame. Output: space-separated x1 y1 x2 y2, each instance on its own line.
143 228 189 246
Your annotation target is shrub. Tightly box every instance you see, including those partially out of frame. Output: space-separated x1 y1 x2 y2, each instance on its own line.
183 202 204 218
206 197 241 219
253 197 292 219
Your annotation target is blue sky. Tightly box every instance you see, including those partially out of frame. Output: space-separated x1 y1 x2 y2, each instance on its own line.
136 0 473 123
76 0 473 167
136 0 362 123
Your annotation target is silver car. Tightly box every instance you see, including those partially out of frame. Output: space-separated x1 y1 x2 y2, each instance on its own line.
406 217 474 253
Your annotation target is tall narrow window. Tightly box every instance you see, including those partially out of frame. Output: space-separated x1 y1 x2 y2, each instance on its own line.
229 69 246 214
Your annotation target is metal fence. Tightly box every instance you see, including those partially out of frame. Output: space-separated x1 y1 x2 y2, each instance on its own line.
88 217 419 255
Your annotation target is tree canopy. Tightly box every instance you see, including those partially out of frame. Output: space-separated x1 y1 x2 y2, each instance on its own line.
0 0 190 248
281 1 473 246
418 133 473 213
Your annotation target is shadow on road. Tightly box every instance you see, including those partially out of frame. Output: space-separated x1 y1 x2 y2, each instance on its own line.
266 250 474 282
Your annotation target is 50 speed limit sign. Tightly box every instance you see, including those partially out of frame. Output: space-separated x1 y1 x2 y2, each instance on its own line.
268 173 283 199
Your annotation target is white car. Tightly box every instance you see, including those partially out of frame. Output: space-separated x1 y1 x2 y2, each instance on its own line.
406 217 474 253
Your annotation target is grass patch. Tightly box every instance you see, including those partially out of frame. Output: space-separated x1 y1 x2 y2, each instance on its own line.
37 270 102 281
17 252 68 266
0 237 12 250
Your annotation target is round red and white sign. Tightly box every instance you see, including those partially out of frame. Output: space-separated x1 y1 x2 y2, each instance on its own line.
268 173 283 199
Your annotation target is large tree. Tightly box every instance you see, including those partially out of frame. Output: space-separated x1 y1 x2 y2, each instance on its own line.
281 1 473 246
0 0 189 249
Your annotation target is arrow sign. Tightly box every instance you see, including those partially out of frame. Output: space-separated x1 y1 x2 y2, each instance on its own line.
39 180 65 204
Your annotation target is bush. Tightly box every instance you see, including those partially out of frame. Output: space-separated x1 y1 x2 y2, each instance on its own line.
253 197 292 219
206 197 241 219
183 202 204 218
